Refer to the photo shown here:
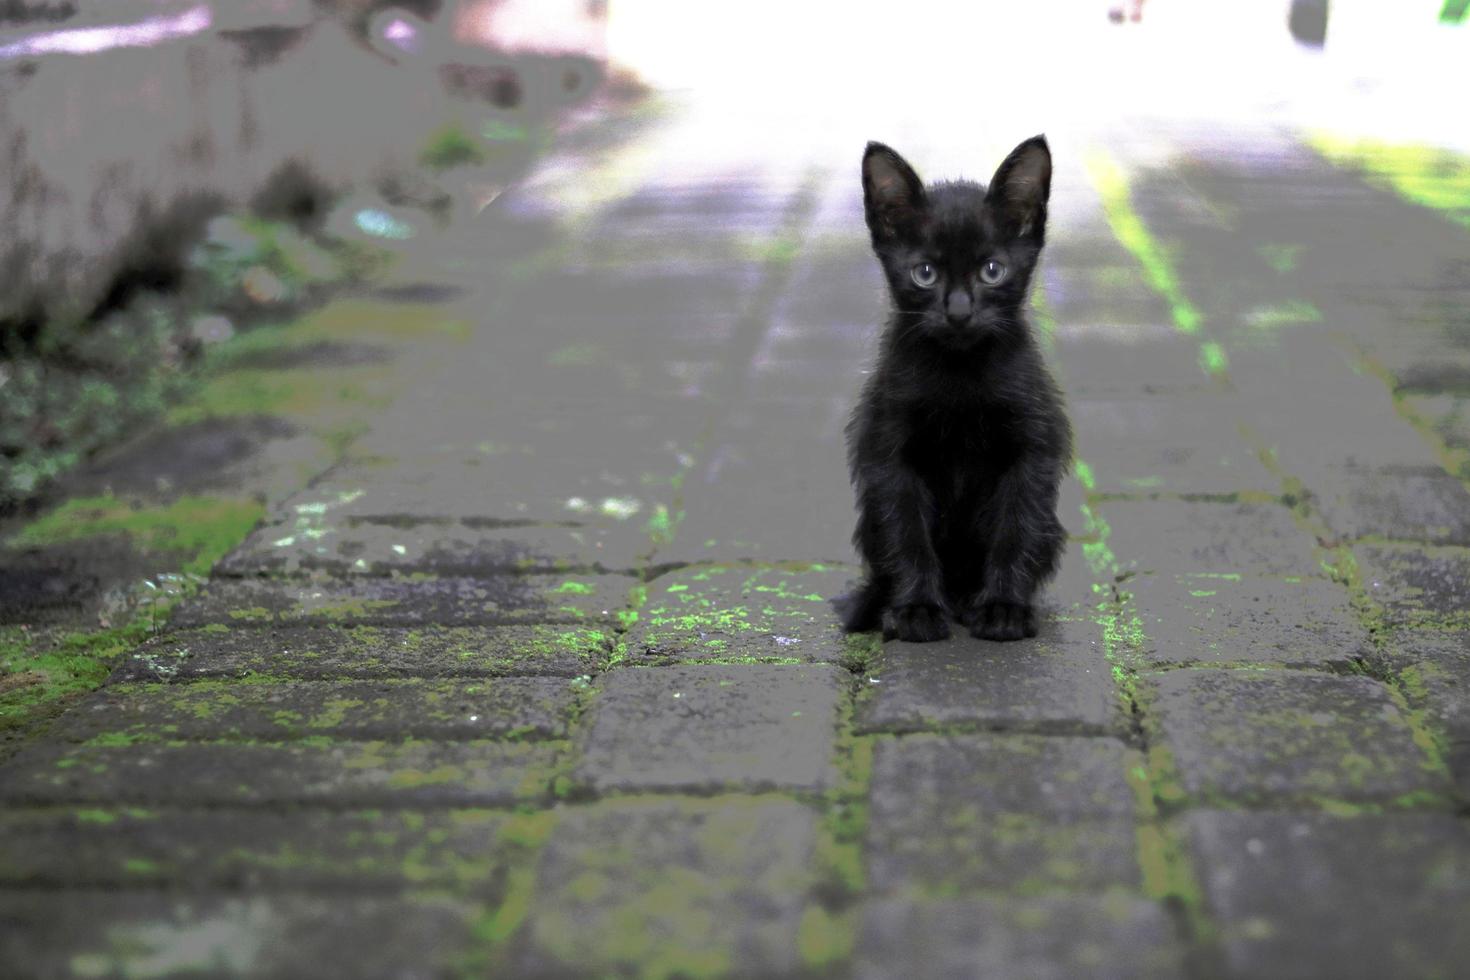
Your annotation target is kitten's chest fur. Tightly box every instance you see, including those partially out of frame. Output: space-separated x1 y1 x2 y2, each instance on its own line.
899 377 1023 509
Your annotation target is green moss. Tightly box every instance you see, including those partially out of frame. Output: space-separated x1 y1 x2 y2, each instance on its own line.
550 580 595 596
457 812 559 976
1085 150 1204 335
1135 824 1205 913
1144 744 1188 808
1 618 166 735
1308 135 1470 229
87 731 150 747
420 123 488 170
308 697 363 730
8 495 264 577
1256 243 1304 274
1074 459 1096 493
797 905 856 970
299 598 399 621
838 633 880 675
381 764 461 789
644 504 677 545
169 366 392 426
1198 341 1229 378
1244 300 1321 330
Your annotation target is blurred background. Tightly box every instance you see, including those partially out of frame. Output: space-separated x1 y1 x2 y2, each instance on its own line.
1 0 1465 509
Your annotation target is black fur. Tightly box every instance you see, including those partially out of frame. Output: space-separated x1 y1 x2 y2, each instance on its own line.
843 136 1072 642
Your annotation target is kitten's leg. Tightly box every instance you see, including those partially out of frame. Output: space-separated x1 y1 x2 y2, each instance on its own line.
962 457 1065 641
854 464 950 642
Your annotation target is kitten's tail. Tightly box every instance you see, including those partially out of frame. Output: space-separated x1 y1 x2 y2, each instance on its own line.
838 577 889 634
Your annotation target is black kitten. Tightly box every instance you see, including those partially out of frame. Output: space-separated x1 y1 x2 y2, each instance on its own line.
842 136 1072 643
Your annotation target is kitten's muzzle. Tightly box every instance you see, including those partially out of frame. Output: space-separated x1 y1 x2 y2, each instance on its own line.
945 289 973 327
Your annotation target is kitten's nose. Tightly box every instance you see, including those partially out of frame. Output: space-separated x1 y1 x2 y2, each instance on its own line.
946 289 972 324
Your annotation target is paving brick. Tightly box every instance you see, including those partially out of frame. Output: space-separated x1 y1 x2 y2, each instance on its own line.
1312 465 1470 546
1145 669 1449 804
865 734 1144 894
1127 573 1370 668
168 574 632 630
572 664 843 794
0 739 563 807
1101 500 1320 578
1355 543 1470 629
1401 392 1470 456
856 616 1122 736
513 796 817 978
1184 810 1470 978
622 562 856 665
1055 330 1212 398
1233 334 1447 472
854 895 1185 980
112 624 606 682
218 520 649 577
1071 395 1277 495
655 427 855 566
49 677 577 742
0 889 481 979
1385 355 1470 395
0 807 512 891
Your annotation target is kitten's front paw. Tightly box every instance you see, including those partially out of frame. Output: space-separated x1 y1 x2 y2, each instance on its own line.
966 601 1037 641
887 604 951 643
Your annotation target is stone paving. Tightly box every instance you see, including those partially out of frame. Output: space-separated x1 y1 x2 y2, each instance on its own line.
3 92 1470 978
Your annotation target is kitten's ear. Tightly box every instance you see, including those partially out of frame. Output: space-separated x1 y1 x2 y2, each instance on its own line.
863 142 926 241
986 135 1051 239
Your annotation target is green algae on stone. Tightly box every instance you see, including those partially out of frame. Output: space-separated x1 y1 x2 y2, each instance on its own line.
38 677 580 743
8 495 265 577
1134 822 1210 939
1243 300 1321 330
1256 243 1305 274
644 503 678 545
1198 341 1230 378
1308 134 1470 230
1 617 175 736
797 905 856 971
113 624 606 682
419 123 489 170
1084 149 1204 336
625 564 853 665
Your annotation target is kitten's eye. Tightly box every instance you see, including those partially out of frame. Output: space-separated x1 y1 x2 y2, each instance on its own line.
980 260 1007 286
911 263 938 288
